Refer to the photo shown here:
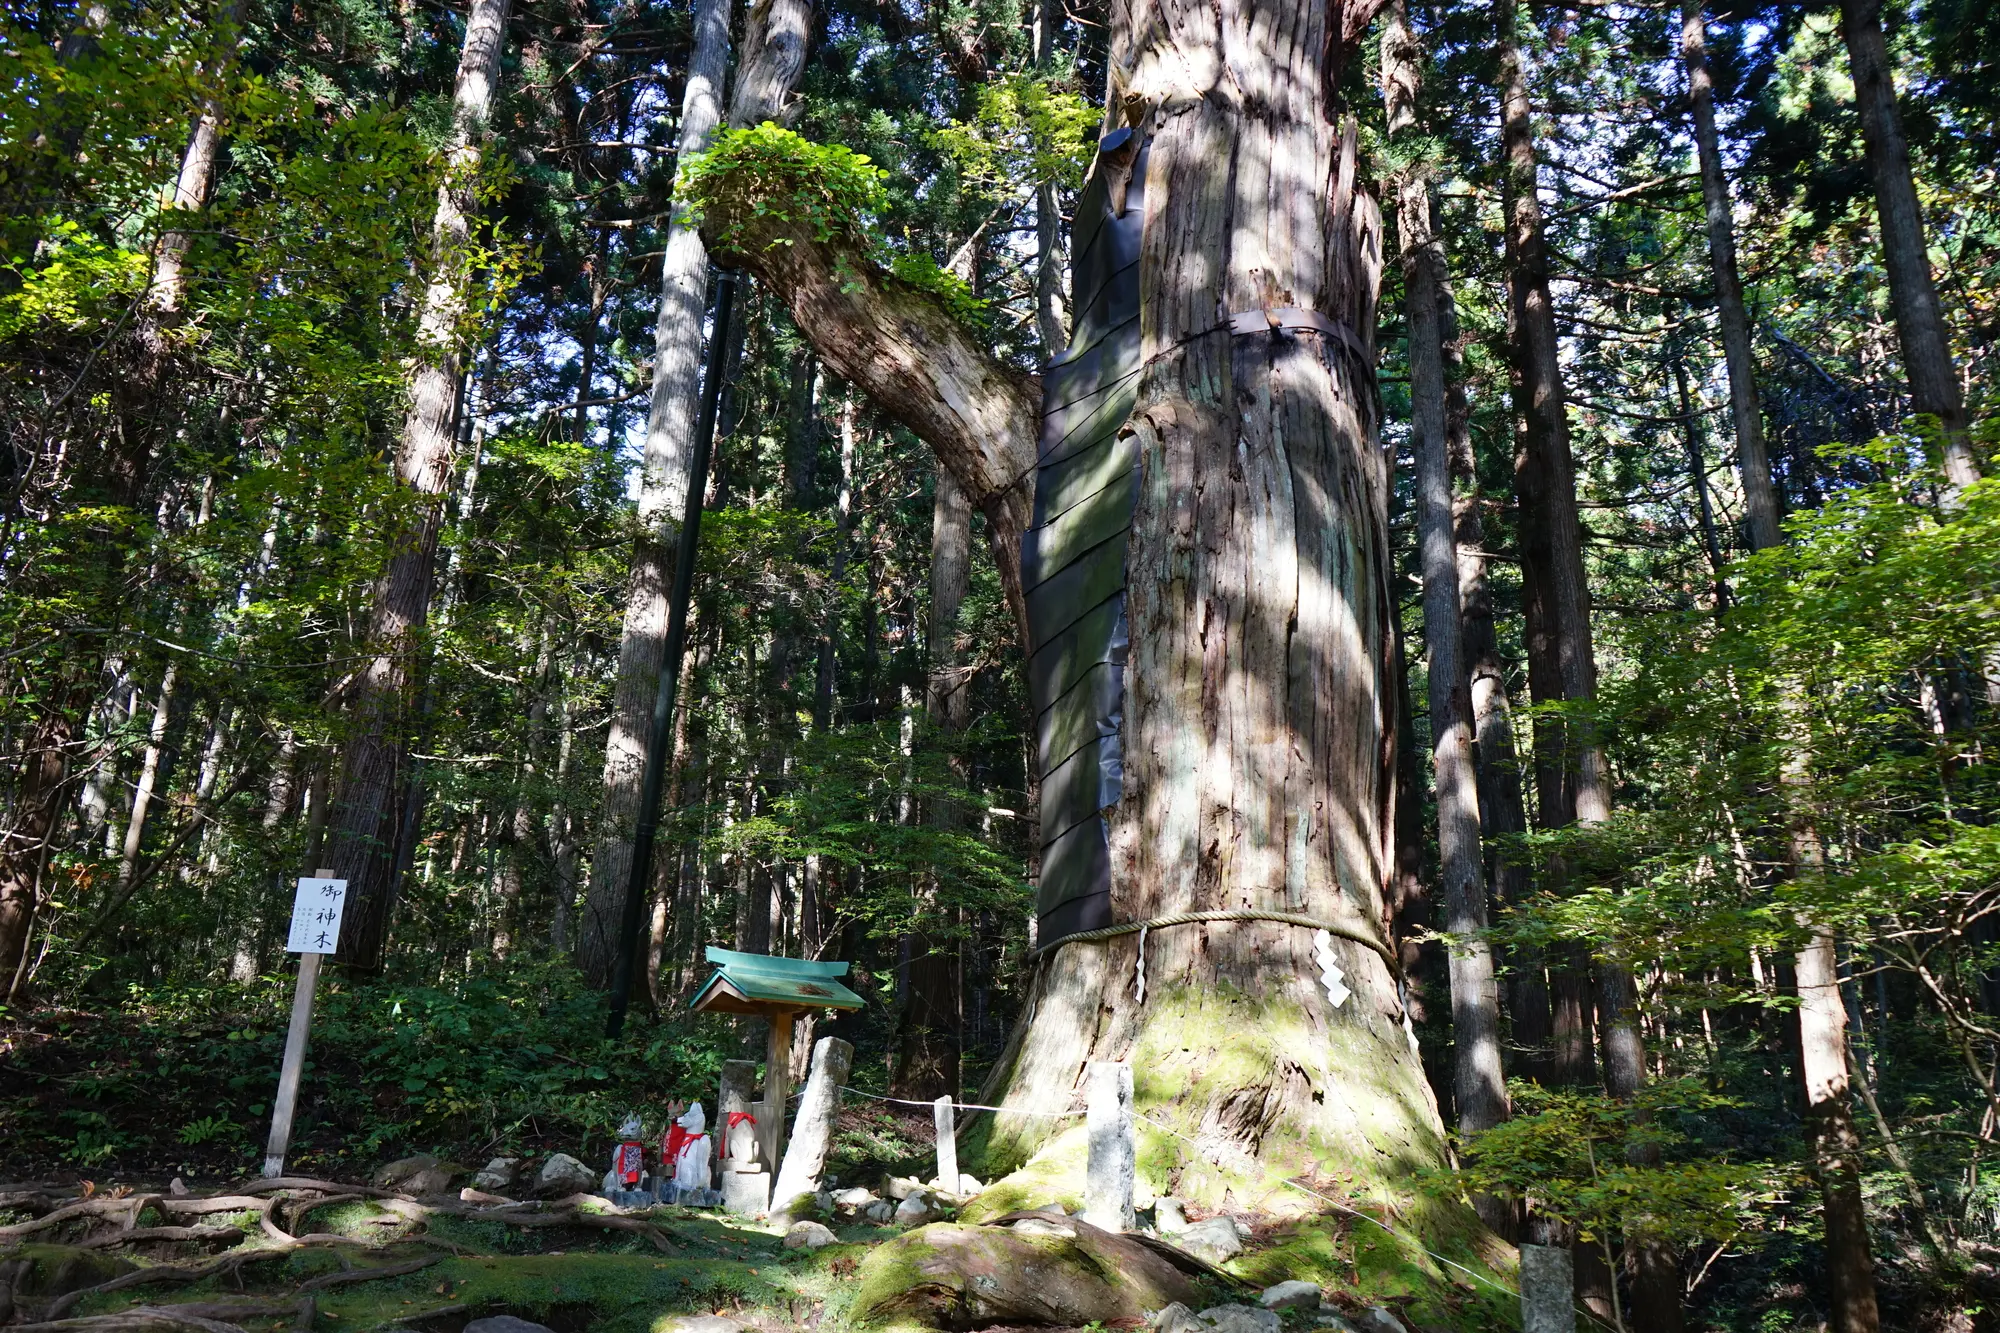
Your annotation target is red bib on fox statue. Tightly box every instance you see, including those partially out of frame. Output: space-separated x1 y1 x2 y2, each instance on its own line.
611 1113 645 1190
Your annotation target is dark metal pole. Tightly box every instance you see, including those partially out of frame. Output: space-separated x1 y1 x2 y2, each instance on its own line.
606 269 738 1038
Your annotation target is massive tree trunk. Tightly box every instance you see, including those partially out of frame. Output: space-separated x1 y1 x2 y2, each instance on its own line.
327 0 510 968
1382 0 1506 1141
1837 0 1978 490
707 0 1452 1229
1680 1 1779 552
578 0 730 984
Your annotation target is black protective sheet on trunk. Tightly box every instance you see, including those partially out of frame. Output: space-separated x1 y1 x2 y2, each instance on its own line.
1026 130 1148 947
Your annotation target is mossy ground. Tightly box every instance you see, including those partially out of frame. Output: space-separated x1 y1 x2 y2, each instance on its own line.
6 1202 885 1333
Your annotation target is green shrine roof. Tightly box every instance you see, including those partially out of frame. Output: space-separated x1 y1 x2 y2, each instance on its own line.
688 946 865 1015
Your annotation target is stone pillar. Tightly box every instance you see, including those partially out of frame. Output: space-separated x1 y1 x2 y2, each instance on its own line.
933 1095 958 1192
1520 1243 1576 1333
1082 1061 1134 1232
771 1035 854 1220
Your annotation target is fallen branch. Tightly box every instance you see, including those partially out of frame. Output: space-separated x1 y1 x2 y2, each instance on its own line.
36 1250 293 1321
155 1198 268 1218
77 1225 246 1250
11 1307 250 1332
229 1178 399 1200
386 1197 675 1253
296 1257 437 1292
0 1195 156 1241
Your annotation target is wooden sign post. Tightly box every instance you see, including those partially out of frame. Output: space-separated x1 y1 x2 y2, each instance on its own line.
261 868 345 1179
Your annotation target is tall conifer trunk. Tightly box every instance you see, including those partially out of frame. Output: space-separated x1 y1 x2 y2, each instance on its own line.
578 0 729 982
1680 0 1780 551
1381 0 1506 1143
1838 0 1978 489
328 0 511 968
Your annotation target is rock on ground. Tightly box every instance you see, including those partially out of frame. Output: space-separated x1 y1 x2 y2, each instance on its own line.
1197 1306 1282 1333
863 1199 895 1223
1155 1197 1188 1234
373 1154 455 1194
472 1157 519 1191
1172 1216 1248 1265
832 1186 879 1211
463 1318 558 1333
1259 1280 1323 1310
1153 1303 1205 1333
849 1211 1197 1329
886 1175 925 1200
534 1152 598 1197
784 1220 837 1250
657 1318 749 1333
893 1193 937 1225
1356 1308 1407 1333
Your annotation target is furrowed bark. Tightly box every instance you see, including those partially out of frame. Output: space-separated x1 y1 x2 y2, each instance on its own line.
578 0 730 985
1383 0 1506 1141
1838 0 1978 491
1680 0 1780 552
328 0 511 968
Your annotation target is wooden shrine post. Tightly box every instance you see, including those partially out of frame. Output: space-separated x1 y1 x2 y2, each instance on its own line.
690 946 864 1211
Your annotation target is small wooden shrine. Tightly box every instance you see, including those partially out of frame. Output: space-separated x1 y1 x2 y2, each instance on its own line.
690 946 863 1171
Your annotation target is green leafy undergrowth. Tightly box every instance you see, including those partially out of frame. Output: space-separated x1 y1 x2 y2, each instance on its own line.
0 959 736 1179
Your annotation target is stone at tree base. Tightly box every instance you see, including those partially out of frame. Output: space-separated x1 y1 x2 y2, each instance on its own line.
1172 1217 1247 1265
1197 1306 1282 1333
864 1199 895 1223
1518 1243 1574 1333
374 1153 454 1194
472 1157 519 1191
1083 1061 1137 1232
534 1153 598 1197
955 1174 982 1194
1154 1197 1188 1234
463 1318 558 1333
785 1219 838 1249
1152 1303 1206 1333
832 1186 879 1211
848 1213 1198 1329
893 1193 937 1225
886 1175 925 1200
1259 1280 1323 1310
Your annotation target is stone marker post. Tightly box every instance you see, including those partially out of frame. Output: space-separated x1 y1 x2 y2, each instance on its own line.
1519 1243 1575 1333
771 1035 854 1220
1082 1061 1135 1231
933 1095 958 1192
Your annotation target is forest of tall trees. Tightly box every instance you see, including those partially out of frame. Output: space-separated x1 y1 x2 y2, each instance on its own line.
1 0 1997 1325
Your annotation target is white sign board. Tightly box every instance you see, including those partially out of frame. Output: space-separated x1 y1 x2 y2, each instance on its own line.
285 877 348 954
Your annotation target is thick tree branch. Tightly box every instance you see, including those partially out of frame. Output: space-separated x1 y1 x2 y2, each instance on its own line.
702 211 1039 642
